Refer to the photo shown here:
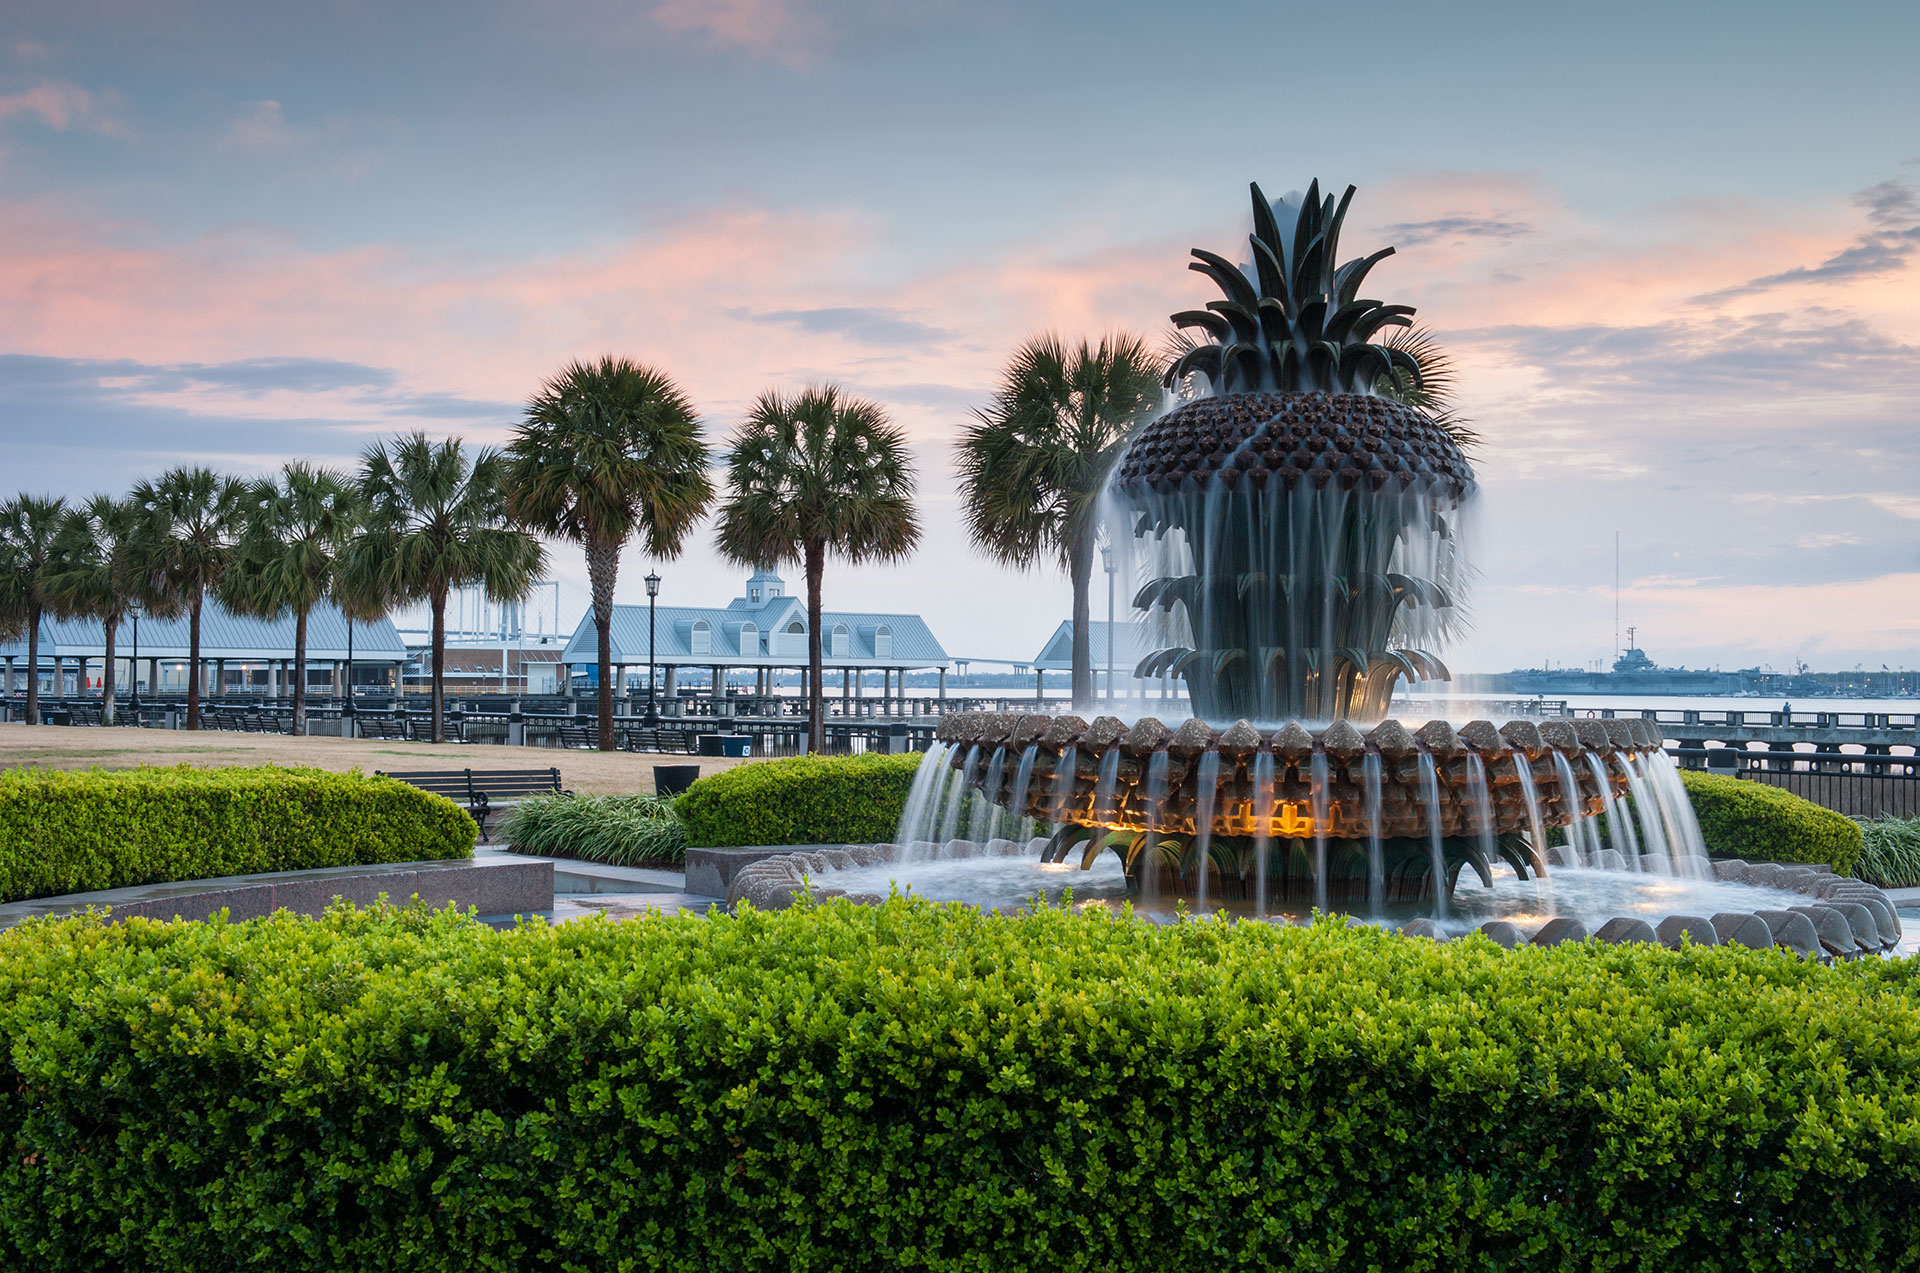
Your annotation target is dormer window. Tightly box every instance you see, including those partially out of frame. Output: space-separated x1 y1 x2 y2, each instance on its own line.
691 620 711 656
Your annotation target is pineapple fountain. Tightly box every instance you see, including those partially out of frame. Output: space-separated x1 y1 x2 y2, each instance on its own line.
761 180 1903 953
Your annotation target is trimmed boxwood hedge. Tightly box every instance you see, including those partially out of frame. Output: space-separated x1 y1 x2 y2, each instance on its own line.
678 751 924 847
1679 769 1865 874
0 765 475 903
2 899 1918 1270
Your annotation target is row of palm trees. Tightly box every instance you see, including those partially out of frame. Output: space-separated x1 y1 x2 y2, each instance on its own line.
0 358 921 753
0 439 544 742
9 326 1411 752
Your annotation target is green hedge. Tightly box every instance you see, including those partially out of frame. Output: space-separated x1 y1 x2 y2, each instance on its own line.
2 900 1918 1270
678 751 925 847
1679 769 1864 874
0 765 475 903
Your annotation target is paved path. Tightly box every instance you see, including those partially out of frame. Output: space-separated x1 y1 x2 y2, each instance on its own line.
0 722 751 795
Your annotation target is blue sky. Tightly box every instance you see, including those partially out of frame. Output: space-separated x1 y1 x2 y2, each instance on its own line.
3 0 1918 671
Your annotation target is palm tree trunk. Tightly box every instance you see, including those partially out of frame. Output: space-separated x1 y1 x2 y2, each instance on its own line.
101 615 118 726
586 535 619 753
430 588 447 745
24 603 40 726
292 607 309 736
187 593 203 730
806 538 826 755
1069 532 1095 710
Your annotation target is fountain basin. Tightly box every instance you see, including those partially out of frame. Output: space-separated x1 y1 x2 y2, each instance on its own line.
724 838 1902 958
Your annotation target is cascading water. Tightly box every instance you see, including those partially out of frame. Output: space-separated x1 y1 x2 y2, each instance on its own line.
1192 749 1221 910
1512 759 1549 874
1418 752 1447 921
1309 750 1331 913
1465 752 1498 885
1551 751 1593 867
1362 751 1385 914
1251 749 1276 914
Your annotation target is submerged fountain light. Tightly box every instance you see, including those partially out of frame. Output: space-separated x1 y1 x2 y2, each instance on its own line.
927 178 1710 910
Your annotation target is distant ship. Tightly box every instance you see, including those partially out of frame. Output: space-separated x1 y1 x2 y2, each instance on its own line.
1457 630 1751 697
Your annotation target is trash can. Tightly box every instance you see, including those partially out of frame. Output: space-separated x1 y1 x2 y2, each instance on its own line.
698 734 753 758
653 764 701 797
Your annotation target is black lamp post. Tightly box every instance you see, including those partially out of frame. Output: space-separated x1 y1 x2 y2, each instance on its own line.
127 597 142 715
644 570 661 726
1101 545 1116 704
343 615 356 720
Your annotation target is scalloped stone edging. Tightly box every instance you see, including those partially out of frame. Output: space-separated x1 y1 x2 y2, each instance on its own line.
726 841 1903 960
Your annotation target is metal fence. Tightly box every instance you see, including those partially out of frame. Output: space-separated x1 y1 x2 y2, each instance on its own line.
1670 745 1920 819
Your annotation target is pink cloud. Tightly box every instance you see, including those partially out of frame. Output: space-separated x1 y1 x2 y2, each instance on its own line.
221 100 293 153
647 0 827 68
0 80 126 136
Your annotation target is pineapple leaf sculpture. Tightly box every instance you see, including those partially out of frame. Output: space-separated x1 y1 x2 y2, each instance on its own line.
1113 179 1476 724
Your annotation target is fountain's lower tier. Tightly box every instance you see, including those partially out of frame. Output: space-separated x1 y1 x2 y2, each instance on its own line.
932 710 1666 844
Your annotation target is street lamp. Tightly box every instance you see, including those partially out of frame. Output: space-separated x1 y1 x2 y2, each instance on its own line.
644 570 661 726
127 597 143 716
343 614 356 720
1101 545 1116 705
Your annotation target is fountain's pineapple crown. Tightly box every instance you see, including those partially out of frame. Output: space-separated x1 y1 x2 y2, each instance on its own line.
1168 179 1421 398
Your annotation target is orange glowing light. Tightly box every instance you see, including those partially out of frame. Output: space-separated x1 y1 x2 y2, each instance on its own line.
1275 803 1315 836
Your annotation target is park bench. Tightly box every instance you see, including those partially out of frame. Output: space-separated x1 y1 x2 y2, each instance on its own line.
620 725 697 754
376 767 568 842
557 724 599 749
358 717 412 741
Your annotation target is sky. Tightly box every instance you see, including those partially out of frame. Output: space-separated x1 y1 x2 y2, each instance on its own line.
2 0 1918 674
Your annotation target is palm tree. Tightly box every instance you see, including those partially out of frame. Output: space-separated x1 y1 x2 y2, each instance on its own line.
506 357 713 752
957 332 1163 708
225 463 359 736
0 494 70 725
349 433 546 744
716 385 919 755
44 495 141 724
131 467 246 730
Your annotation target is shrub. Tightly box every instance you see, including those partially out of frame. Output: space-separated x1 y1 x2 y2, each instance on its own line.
1679 769 1864 874
2 899 1919 1270
678 751 925 847
0 765 474 903
1857 815 1920 889
496 793 687 865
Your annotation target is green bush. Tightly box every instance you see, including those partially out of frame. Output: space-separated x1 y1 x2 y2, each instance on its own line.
3 900 1919 1270
1679 769 1864 874
679 751 925 847
496 793 687 864
0 765 474 903
1857 816 1920 889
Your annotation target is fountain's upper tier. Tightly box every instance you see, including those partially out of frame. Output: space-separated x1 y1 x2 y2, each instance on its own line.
937 710 1661 760
1111 390 1475 502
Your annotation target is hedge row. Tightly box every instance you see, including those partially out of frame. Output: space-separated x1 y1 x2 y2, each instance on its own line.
1679 769 1865 874
2 899 1917 1270
0 765 475 903
678 751 923 847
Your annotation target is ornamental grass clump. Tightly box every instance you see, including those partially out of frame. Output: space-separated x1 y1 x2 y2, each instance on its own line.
496 793 687 865
1 898 1918 1270
1856 815 1920 888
